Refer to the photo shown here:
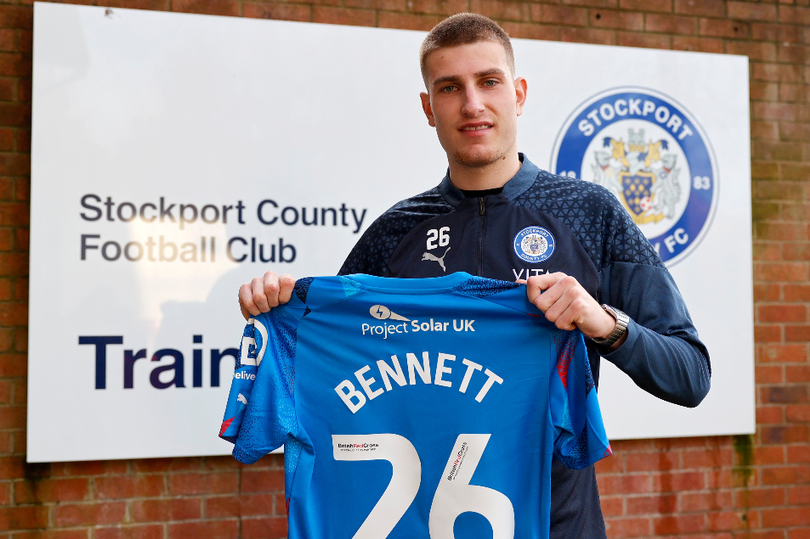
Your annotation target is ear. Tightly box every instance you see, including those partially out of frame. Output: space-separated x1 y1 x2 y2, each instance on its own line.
420 92 436 127
514 77 528 117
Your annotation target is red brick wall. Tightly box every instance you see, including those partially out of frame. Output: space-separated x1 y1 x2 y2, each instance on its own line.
0 0 806 537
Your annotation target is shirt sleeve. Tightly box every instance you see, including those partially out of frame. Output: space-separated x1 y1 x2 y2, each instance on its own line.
219 307 302 464
550 328 613 469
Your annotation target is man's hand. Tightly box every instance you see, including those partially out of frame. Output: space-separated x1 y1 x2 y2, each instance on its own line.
238 271 296 320
524 272 625 349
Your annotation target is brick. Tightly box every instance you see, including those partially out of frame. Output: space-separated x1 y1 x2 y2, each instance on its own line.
94 525 164 539
597 474 651 495
786 244 810 260
738 487 786 508
653 471 705 492
752 22 802 43
752 162 780 180
13 477 88 503
755 445 786 465
409 0 468 16
54 502 126 526
625 451 679 472
600 496 623 518
681 491 734 512
762 465 810 485
0 505 49 529
754 141 804 161
242 3 311 22
753 242 781 261
499 22 560 41
167 520 239 539
95 475 165 499
241 468 284 493
698 18 751 39
755 262 807 282
625 494 677 515
753 63 802 83
758 304 807 322
603 516 651 538
616 32 670 49
241 516 288 539
560 27 616 45
754 284 782 302
168 472 237 496
10 531 89 539
562 0 618 7
779 5 810 24
751 83 779 104
312 6 375 27
751 120 779 140
671 35 724 53
760 344 807 363
646 13 696 34
761 385 808 404
0 6 33 30
377 11 442 31
786 365 810 382
590 9 644 30
343 0 406 10
782 202 810 222
619 0 671 11
131 458 200 474
533 4 588 26
595 453 624 473
762 506 810 527
653 513 706 534
674 0 724 17
131 498 201 522
708 510 750 531
757 405 784 424
787 325 810 342
754 325 782 343
787 404 810 422
206 493 275 517
754 101 798 122
781 163 810 181
469 0 531 21
789 485 810 504
727 1 777 21
172 0 239 16
756 221 806 242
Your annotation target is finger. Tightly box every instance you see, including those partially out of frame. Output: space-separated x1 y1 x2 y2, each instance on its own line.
527 273 568 312
239 282 261 318
254 271 279 313
277 274 295 305
252 274 273 311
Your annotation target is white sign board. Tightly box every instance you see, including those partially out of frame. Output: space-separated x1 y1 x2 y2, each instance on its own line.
29 3 753 462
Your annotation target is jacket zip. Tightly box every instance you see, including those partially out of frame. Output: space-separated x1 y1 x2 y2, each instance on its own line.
477 197 486 275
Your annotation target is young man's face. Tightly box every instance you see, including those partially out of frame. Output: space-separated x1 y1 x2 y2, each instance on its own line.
420 40 527 172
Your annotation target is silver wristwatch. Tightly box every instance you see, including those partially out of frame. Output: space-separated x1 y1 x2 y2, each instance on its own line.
591 304 629 347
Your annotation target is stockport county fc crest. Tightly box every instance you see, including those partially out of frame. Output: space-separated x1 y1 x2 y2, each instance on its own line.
550 88 718 266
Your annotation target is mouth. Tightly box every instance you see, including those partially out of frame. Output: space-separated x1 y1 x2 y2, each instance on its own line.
461 124 491 130
459 123 493 133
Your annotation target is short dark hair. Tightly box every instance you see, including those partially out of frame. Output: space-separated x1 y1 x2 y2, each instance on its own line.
419 13 515 85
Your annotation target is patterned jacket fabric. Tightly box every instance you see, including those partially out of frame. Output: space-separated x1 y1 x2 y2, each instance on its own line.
339 154 711 539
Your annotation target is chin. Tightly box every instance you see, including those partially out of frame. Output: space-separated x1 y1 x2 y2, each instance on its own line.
451 148 506 168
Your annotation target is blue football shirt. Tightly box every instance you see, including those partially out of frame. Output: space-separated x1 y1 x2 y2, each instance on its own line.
220 272 611 539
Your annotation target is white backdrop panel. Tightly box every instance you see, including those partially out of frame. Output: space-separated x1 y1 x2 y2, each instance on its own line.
29 3 753 462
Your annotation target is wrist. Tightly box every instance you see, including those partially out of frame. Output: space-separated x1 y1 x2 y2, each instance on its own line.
590 304 628 348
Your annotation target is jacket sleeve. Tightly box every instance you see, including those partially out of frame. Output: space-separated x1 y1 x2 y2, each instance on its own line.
598 260 711 408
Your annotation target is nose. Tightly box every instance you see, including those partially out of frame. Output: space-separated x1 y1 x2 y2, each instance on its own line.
460 87 485 117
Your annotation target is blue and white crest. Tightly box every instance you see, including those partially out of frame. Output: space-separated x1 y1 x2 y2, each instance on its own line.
514 226 556 263
550 88 718 265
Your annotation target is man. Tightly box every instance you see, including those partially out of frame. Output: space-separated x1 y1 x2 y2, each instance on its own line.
238 13 710 538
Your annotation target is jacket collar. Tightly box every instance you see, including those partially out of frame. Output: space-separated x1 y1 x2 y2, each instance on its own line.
439 153 540 206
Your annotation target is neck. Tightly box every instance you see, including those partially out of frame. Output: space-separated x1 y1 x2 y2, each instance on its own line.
447 151 522 191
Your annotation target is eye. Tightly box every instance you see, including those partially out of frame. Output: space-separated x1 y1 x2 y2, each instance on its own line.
439 85 457 94
483 79 499 87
